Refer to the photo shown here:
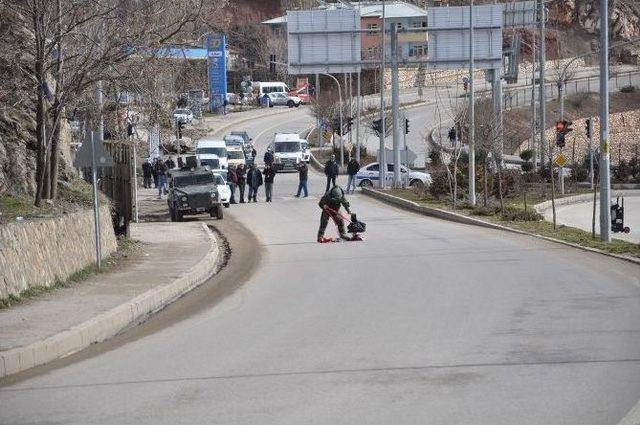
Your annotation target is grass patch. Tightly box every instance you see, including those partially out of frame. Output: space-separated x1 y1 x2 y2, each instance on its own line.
381 188 640 259
0 238 141 310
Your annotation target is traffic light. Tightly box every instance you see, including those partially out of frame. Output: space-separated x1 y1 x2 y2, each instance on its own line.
405 118 410 134
555 120 573 148
448 127 456 142
347 117 354 132
585 118 592 138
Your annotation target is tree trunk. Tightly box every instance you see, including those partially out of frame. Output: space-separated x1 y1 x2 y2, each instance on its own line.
483 157 488 207
49 0 64 199
35 88 47 207
497 164 504 214
49 110 62 198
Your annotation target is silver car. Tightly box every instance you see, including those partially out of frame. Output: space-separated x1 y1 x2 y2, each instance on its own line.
267 92 302 108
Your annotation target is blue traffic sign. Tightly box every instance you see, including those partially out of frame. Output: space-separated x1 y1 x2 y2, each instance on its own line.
206 34 227 114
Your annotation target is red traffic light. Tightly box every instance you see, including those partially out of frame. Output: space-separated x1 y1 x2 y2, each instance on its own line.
555 120 573 133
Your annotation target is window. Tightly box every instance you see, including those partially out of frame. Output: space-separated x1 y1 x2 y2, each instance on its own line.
411 21 427 29
366 23 379 35
409 44 427 57
395 22 403 30
366 46 380 59
367 164 379 172
197 147 227 157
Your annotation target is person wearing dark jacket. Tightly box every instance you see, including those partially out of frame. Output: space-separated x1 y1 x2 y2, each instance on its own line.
164 157 176 170
236 164 247 203
346 157 360 194
317 186 353 242
324 154 339 192
228 165 238 204
263 149 274 167
142 159 153 188
295 162 309 198
263 165 276 202
246 163 263 202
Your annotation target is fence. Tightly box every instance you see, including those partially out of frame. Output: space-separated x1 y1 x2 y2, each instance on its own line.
502 70 640 111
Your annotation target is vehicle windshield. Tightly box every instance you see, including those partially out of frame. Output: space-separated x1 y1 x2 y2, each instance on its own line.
213 175 225 185
227 151 244 159
224 136 244 145
173 173 214 187
197 147 227 157
200 159 220 169
274 141 301 153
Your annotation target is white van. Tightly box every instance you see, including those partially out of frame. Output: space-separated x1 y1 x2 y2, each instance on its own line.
271 133 305 171
255 82 290 97
196 139 228 169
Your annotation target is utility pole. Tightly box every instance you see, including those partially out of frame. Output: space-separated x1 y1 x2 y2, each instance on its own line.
356 70 361 162
90 131 102 270
538 0 546 173
316 73 321 147
468 0 476 205
599 0 611 242
391 23 401 187
530 29 537 169
379 0 387 189
588 117 594 190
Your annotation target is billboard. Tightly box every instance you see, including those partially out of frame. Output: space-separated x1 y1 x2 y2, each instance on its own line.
427 4 503 70
207 34 227 113
287 9 361 75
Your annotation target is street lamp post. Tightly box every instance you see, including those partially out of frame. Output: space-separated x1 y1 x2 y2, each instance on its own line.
321 72 344 168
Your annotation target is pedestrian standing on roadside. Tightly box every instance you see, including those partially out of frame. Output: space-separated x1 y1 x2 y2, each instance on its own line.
346 157 360 194
246 163 263 202
164 156 176 170
236 164 247 203
263 164 276 202
228 165 238 204
324 154 339 192
295 161 309 198
264 148 274 167
152 158 159 188
155 160 168 199
142 159 153 189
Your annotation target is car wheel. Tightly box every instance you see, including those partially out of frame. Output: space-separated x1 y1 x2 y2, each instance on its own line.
409 179 424 188
216 205 224 220
359 180 373 187
287 100 294 108
224 202 230 208
169 208 176 222
269 102 274 108
176 210 183 222
294 103 300 108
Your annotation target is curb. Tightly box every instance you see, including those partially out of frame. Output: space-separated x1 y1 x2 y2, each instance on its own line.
618 400 640 425
0 223 221 379
534 190 640 213
361 187 640 266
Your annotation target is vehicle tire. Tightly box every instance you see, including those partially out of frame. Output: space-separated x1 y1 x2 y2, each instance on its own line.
409 179 424 188
176 210 183 222
359 179 373 187
169 208 176 222
216 205 224 220
294 103 300 108
224 202 230 208
287 100 294 108
269 102 274 108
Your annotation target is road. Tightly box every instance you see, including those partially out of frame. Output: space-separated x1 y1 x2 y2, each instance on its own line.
2 108 640 425
544 193 640 244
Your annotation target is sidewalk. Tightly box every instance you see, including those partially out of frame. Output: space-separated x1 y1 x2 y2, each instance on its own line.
0 220 220 378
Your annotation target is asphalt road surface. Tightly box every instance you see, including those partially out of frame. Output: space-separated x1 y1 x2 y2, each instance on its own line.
2 110 640 425
544 194 640 244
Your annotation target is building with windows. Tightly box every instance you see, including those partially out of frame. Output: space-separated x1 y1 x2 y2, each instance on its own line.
262 1 428 67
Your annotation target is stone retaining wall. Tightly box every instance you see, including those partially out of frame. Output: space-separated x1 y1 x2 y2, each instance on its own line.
0 205 117 299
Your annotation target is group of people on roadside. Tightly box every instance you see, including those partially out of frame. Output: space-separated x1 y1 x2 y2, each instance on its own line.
325 154 360 195
142 157 178 199
225 163 276 203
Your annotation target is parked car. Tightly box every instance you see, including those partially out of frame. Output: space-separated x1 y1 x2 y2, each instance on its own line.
288 83 312 104
229 131 252 144
196 139 228 169
267 92 302 108
223 134 245 148
226 146 246 168
172 108 193 123
212 171 231 208
355 162 432 188
167 167 223 221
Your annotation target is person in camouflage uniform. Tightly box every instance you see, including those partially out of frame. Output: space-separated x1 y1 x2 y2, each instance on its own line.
317 186 354 242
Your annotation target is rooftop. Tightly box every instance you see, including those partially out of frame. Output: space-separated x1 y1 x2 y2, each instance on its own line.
262 1 427 25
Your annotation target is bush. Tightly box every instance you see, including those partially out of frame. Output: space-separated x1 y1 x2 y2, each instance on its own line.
493 169 522 198
521 161 534 173
471 205 499 216
429 149 442 165
519 149 534 162
429 170 451 197
572 166 588 182
500 206 543 222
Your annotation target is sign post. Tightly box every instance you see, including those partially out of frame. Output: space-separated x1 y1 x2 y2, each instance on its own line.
207 34 227 114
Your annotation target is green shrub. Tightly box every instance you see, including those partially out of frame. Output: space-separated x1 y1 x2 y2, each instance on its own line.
573 166 588 182
519 149 534 162
521 161 534 173
429 170 450 197
493 169 522 198
500 206 543 222
471 206 499 216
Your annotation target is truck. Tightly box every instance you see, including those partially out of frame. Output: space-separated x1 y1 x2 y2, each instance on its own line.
167 167 224 221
